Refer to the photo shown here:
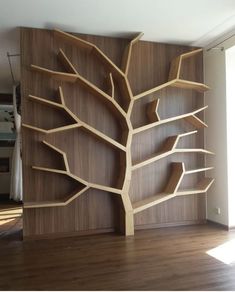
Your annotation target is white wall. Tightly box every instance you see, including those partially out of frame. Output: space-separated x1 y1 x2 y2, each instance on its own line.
204 35 235 227
0 27 20 93
225 46 235 227
204 48 229 226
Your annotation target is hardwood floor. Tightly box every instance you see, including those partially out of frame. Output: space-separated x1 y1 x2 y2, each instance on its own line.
0 223 235 290
0 201 22 240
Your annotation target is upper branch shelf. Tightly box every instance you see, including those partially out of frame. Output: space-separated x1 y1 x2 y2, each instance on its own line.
133 102 208 135
134 79 209 100
121 32 144 76
54 29 125 78
31 63 127 120
134 48 209 101
168 48 203 80
22 87 126 152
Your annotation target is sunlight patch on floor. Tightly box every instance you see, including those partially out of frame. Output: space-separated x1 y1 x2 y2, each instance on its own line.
0 218 16 225
206 239 235 265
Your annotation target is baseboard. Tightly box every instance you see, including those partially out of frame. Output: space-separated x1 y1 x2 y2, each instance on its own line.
206 219 229 230
135 220 207 230
23 227 115 241
24 220 209 240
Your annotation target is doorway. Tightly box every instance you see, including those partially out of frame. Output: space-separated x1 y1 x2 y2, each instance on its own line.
0 92 22 239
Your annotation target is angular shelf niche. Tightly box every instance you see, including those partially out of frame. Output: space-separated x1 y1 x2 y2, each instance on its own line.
133 162 214 214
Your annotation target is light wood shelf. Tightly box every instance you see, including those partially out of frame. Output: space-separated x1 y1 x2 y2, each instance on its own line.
168 48 203 80
121 32 144 75
31 165 123 195
58 48 79 74
134 48 209 101
23 90 126 151
24 187 89 208
147 99 161 122
43 140 70 172
184 167 214 175
31 64 78 82
132 131 214 171
134 78 209 101
147 98 207 128
25 29 214 236
176 178 214 196
22 123 80 134
25 139 123 208
54 28 125 78
133 162 214 214
28 94 64 109
31 64 127 121
164 162 185 194
133 193 175 214
171 79 209 92
133 103 208 135
108 73 115 98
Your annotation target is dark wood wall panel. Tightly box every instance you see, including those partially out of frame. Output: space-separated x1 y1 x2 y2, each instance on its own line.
21 28 205 238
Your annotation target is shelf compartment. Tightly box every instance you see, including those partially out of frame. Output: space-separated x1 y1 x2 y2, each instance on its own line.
176 178 214 196
133 163 214 214
24 186 89 208
133 162 185 214
132 131 214 171
133 104 208 134
23 91 126 152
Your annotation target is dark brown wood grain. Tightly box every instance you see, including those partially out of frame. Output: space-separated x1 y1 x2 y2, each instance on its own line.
1 224 235 291
21 27 206 238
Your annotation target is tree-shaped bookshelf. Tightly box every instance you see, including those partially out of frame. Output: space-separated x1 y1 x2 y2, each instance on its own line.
23 29 214 236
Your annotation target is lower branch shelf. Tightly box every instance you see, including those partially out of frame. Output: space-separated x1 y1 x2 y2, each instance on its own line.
133 178 214 214
133 193 175 214
133 162 214 214
176 177 214 196
24 186 89 208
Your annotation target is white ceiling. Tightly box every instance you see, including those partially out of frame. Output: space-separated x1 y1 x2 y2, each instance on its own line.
1 0 235 92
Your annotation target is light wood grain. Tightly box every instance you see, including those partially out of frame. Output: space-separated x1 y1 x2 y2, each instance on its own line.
121 32 144 75
54 28 125 77
58 48 79 74
133 105 208 134
134 78 209 100
168 49 203 80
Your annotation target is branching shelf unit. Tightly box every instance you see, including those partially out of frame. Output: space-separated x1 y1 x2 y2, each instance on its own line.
23 28 214 236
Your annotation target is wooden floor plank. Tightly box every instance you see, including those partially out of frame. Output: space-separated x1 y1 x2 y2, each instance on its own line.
0 217 235 290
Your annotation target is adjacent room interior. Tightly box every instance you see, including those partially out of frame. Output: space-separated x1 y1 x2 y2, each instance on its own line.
1 0 235 290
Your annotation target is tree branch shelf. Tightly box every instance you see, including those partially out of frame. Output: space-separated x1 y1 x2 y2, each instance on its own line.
22 28 214 236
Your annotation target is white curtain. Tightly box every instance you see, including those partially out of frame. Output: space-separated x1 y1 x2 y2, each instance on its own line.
10 85 22 201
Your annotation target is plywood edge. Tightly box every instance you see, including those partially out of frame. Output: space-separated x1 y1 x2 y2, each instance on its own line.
133 106 208 134
132 131 198 171
121 32 144 75
176 178 214 196
133 193 175 214
172 79 210 92
24 186 89 209
58 48 79 74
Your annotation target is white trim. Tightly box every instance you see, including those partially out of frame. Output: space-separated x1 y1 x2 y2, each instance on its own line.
192 14 235 47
